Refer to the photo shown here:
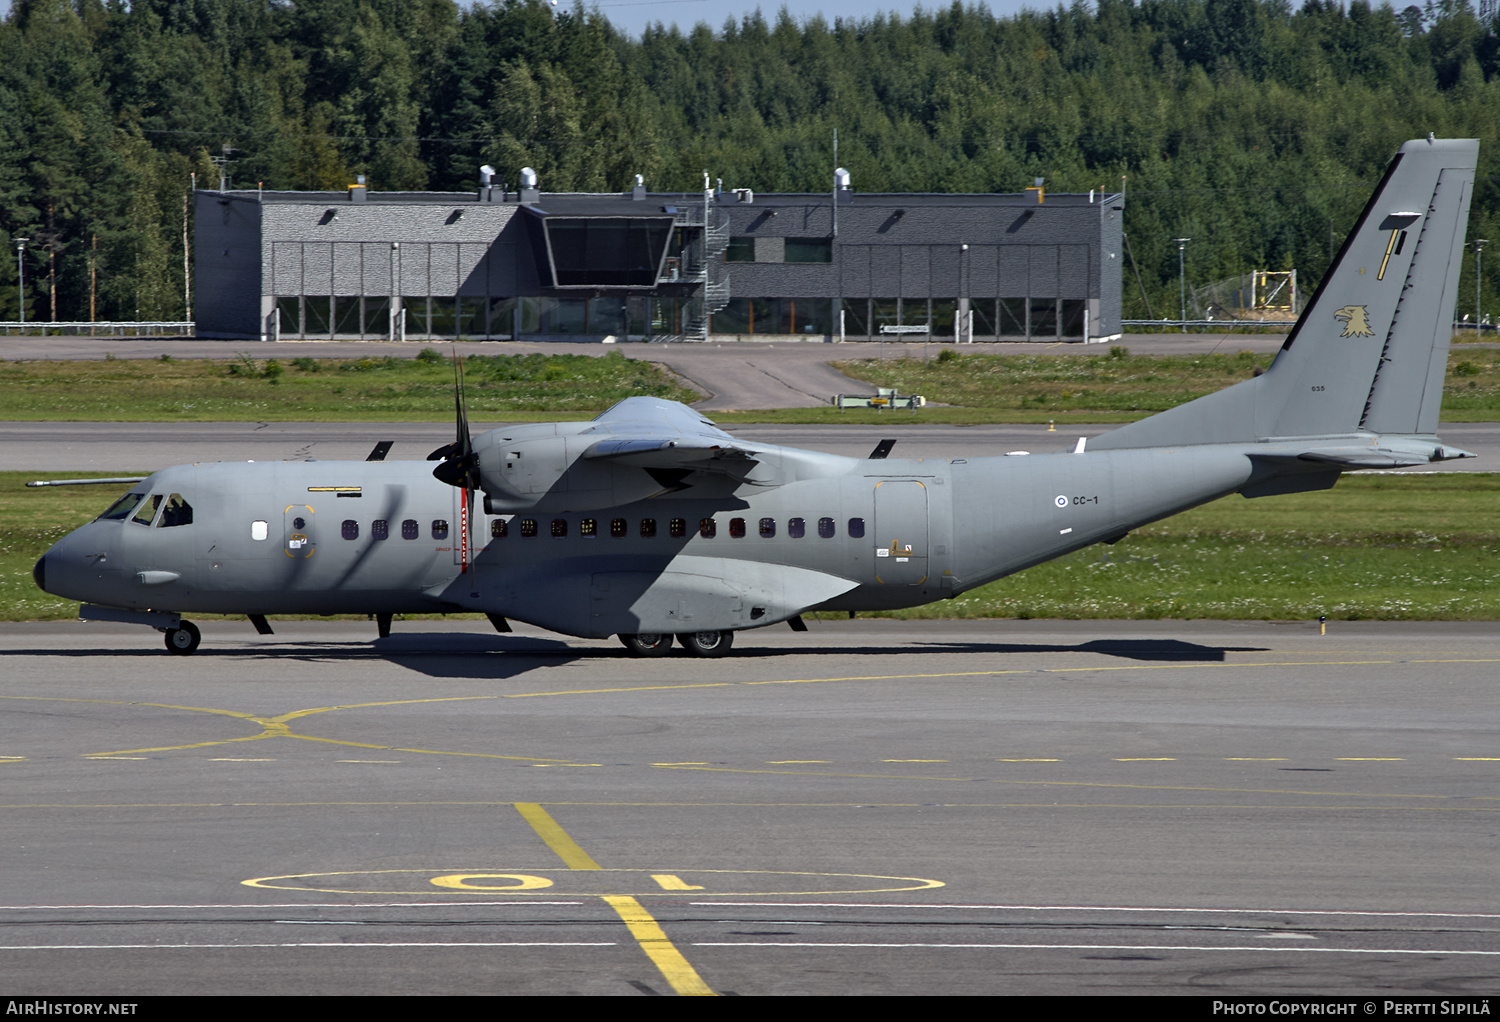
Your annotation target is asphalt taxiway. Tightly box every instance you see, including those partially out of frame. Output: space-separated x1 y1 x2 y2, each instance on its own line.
0 619 1496 995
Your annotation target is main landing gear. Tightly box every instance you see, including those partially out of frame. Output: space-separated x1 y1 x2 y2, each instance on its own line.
618 630 735 658
164 620 201 655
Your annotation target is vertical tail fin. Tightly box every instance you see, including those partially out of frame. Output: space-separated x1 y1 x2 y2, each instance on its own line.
1093 137 1477 451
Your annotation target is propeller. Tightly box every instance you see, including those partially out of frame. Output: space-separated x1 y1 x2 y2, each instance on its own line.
428 350 480 574
428 351 481 491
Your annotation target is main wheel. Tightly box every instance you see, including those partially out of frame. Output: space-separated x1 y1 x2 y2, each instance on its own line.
619 632 673 657
164 621 201 656
680 630 734 658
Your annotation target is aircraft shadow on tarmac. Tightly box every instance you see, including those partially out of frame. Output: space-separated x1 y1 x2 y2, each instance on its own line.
0 634 1265 680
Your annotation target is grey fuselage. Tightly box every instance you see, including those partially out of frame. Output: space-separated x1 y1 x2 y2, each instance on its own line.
38 440 1261 638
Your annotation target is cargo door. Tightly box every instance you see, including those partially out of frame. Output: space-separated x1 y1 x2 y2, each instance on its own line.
873 480 928 584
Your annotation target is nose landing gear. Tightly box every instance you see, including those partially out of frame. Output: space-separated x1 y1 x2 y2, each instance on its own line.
164 621 201 655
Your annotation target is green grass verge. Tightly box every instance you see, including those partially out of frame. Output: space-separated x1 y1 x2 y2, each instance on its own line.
829 348 1500 423
0 349 697 422
5 472 1496 624
1 348 1496 425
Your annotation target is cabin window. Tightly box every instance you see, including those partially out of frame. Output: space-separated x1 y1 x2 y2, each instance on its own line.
550 518 567 537
251 520 269 541
818 517 836 539
98 492 147 521
432 519 449 540
520 518 538 537
668 518 686 538
611 518 627 537
158 494 193 528
131 494 163 526
847 517 866 538
401 519 419 540
342 520 359 540
788 517 805 539
490 519 507 539
640 518 656 538
699 518 716 539
372 519 389 540
580 518 597 538
729 517 746 538
759 517 776 538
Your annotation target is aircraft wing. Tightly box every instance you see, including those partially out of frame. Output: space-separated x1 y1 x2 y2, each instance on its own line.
580 397 764 471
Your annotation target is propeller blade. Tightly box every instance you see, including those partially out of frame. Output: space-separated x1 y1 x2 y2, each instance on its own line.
432 348 481 490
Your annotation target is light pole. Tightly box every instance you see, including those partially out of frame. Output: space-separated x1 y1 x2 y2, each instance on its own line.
1175 238 1191 327
1477 239 1489 336
15 239 25 327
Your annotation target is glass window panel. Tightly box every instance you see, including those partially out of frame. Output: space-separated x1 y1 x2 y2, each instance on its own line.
373 519 389 540
750 297 775 335
487 297 516 340
759 517 776 538
1060 298 1086 339
972 299 999 338
901 298 930 329
818 517 836 538
999 298 1027 337
401 519 419 540
580 518 597 537
641 518 658 538
785 238 832 263
931 299 957 338
342 519 359 540
548 298 588 335
588 297 626 335
1029 298 1058 338
158 494 193 528
698 517 716 538
304 296 332 337
429 297 459 337
520 518 538 537
432 519 449 540
333 296 362 336
550 518 568 537
841 300 869 340
458 297 485 338
872 298 899 338
362 296 390 337
714 298 751 334
726 237 755 263
276 296 302 337
611 518 627 538
668 518 685 538
490 519 507 538
729 517 746 538
788 517 805 539
131 494 162 526
847 517 866 539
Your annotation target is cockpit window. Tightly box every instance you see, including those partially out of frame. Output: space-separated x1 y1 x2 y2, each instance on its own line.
97 492 147 521
131 494 163 526
157 494 193 528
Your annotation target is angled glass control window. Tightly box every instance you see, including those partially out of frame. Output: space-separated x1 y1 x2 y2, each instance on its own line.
97 492 147 521
131 494 163 526
157 494 193 528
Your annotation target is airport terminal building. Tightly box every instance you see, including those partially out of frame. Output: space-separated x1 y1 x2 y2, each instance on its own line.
195 174 1123 344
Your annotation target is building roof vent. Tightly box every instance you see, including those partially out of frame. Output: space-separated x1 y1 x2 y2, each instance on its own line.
520 166 540 205
835 167 851 191
632 174 646 201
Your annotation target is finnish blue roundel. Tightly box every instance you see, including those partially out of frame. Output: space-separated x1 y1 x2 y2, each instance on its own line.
1054 495 1068 508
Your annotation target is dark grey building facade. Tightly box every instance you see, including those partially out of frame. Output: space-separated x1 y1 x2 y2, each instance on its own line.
195 178 1122 343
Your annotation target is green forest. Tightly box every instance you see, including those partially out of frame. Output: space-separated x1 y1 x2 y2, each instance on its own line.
2 0 1499 325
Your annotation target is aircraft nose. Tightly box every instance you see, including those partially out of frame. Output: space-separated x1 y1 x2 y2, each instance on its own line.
32 554 46 593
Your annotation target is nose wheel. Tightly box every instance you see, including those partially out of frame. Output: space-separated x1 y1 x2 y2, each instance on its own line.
164 621 201 655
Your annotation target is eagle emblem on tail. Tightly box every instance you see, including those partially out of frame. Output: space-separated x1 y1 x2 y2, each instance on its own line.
1334 304 1374 337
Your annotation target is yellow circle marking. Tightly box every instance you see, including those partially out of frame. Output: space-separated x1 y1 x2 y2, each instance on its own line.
430 873 555 891
243 868 945 897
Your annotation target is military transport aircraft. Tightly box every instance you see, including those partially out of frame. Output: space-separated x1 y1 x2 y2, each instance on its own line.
32 137 1479 657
